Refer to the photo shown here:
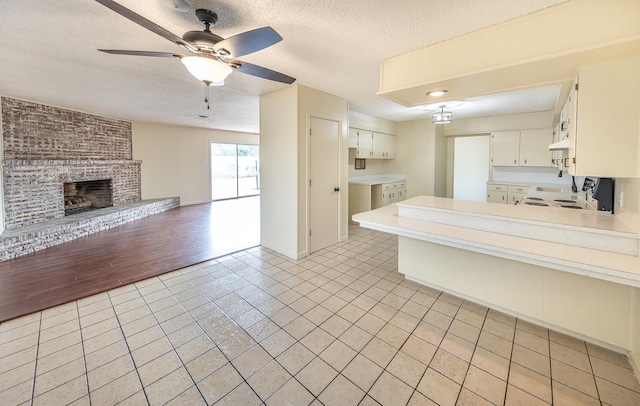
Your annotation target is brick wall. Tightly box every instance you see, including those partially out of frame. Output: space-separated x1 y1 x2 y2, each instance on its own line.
2 98 132 160
2 97 141 229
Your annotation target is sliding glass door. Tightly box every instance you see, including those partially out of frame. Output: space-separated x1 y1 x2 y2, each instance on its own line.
210 143 259 201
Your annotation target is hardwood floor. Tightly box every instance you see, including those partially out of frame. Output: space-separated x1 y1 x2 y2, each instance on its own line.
0 197 260 322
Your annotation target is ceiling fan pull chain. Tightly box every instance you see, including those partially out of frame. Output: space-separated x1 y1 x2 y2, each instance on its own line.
204 82 210 109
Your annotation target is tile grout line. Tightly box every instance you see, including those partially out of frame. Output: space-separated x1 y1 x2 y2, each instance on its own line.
584 338 602 402
75 301 92 406
449 298 488 406
217 238 405 404
184 261 291 404
154 266 239 405
501 315 517 406
105 288 152 405
547 325 554 405
28 312 42 406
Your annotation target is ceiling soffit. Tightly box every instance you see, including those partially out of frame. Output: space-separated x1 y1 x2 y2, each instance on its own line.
379 0 640 109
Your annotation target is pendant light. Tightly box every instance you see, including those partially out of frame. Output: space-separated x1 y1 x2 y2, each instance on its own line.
433 105 452 124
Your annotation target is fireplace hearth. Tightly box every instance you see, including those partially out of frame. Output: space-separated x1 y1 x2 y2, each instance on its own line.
64 179 113 216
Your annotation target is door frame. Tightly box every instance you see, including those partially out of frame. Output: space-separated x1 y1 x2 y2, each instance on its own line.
305 113 346 255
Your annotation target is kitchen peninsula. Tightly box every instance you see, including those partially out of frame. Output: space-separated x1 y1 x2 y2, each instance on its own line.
353 196 640 373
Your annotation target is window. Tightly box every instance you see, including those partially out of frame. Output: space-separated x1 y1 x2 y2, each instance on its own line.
210 143 259 201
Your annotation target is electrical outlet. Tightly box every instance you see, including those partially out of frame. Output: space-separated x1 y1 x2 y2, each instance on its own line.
179 191 184 196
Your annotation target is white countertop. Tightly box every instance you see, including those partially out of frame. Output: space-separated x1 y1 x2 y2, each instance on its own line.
353 196 640 288
349 174 406 185
488 181 588 200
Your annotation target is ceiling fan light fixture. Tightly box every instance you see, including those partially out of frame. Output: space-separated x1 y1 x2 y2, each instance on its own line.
181 56 232 83
433 105 452 124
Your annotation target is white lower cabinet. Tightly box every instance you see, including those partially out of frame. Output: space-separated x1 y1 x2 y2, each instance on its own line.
487 184 529 205
507 185 529 205
349 179 406 224
378 181 406 206
487 184 507 203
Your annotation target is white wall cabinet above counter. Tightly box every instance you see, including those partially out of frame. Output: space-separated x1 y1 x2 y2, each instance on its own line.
567 56 640 178
490 129 553 167
349 128 396 159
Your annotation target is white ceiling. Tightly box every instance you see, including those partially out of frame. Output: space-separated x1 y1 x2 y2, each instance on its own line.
0 0 568 134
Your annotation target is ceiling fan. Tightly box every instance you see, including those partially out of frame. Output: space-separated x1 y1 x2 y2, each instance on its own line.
95 0 296 108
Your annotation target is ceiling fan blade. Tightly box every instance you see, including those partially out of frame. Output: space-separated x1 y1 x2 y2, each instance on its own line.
215 27 282 58
99 49 185 58
95 0 197 52
231 60 295 84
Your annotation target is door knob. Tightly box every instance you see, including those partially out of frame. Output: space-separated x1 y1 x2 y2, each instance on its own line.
334 187 340 192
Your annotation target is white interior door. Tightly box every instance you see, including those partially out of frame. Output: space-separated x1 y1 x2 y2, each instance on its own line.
309 117 339 253
453 135 490 202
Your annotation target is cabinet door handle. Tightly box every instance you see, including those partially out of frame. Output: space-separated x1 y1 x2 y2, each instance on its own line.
514 159 517 164
524 159 527 164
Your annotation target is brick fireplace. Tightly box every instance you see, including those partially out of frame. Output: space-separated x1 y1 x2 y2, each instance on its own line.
2 97 142 230
1 97 180 261
64 179 113 216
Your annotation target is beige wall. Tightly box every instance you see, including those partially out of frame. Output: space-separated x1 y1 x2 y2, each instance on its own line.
443 111 552 136
132 122 258 206
348 148 386 177
260 85 349 259
617 176 640 370
386 119 437 198
618 178 640 232
259 85 299 258
349 110 397 134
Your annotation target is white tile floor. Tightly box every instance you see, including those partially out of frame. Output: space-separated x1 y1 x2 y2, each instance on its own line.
1 226 639 405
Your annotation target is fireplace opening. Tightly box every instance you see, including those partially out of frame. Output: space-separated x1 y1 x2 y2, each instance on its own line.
64 179 113 216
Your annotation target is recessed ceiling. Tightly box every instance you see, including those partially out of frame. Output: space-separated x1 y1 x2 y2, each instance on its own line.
0 0 568 133
404 84 563 122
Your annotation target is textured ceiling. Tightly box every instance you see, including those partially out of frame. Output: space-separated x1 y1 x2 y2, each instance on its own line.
0 0 567 133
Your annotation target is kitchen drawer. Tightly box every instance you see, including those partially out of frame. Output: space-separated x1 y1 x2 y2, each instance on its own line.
382 181 405 190
487 184 507 192
508 185 529 193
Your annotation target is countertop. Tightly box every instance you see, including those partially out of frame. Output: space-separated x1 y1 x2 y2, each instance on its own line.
488 181 588 200
353 196 640 287
348 174 406 185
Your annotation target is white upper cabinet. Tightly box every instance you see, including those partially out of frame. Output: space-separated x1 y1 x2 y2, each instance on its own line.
519 129 553 167
490 129 552 167
372 132 386 158
568 56 640 177
384 134 396 159
352 128 396 159
348 128 359 149
355 129 373 158
490 131 520 166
